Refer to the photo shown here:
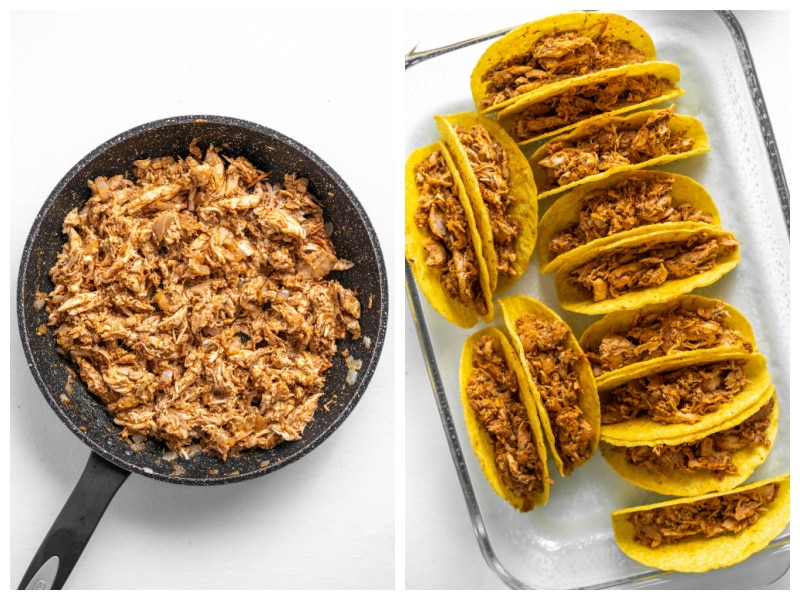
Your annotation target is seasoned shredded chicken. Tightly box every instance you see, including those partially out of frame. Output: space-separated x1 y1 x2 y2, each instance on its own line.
515 316 595 474
479 29 648 111
623 396 773 480
602 360 748 425
628 482 780 547
587 300 753 375
44 141 361 460
537 107 695 191
466 335 548 510
413 149 488 315
549 173 713 259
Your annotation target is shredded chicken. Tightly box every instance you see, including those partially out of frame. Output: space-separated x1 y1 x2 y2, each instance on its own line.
479 28 649 111
566 231 740 302
549 173 713 259
628 482 780 547
453 124 520 279
602 360 748 425
515 316 595 474
511 73 672 140
587 300 753 375
413 149 488 315
465 335 548 510
537 107 695 191
44 141 361 460
623 396 773 479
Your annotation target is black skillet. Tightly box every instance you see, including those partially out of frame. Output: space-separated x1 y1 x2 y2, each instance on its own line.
16 115 388 589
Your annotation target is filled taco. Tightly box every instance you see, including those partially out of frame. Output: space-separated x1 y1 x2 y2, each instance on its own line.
498 295 600 476
599 353 771 446
611 473 790 573
553 226 741 316
435 112 539 293
529 105 710 200
460 327 551 512
537 171 719 275
498 62 684 147
601 387 779 497
472 12 657 115
580 295 756 390
405 142 494 327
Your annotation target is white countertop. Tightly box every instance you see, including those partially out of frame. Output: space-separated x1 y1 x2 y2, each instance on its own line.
404 9 790 590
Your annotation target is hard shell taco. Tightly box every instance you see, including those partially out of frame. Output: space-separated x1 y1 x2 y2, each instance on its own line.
497 61 684 148
553 225 741 316
460 327 551 512
601 387 779 497
498 295 600 476
611 473 790 573
580 295 756 391
599 352 772 446
529 105 710 200
405 142 494 327
434 112 538 294
537 171 720 275
472 12 657 115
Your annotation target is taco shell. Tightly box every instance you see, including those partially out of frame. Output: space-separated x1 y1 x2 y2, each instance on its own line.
611 473 790 573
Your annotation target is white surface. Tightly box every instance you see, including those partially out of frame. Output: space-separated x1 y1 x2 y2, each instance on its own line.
8 8 400 591
404 9 790 590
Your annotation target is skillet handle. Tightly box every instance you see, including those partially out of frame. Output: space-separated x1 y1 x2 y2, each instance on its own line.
18 451 130 590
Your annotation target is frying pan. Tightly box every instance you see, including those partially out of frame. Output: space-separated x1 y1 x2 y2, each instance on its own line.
16 115 388 589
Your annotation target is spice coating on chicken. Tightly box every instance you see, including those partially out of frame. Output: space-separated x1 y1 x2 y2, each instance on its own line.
44 142 361 460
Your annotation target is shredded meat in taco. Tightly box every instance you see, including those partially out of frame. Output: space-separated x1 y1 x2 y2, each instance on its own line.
466 335 547 510
511 74 672 140
515 316 595 473
537 107 695 189
453 123 521 279
628 481 780 547
587 300 753 375
566 231 740 302
413 149 489 315
479 29 648 111
602 360 748 425
549 174 713 259
623 396 773 479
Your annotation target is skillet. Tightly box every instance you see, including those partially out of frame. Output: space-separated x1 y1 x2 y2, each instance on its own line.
16 115 388 589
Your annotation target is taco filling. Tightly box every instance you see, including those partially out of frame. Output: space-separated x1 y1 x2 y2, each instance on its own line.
479 29 649 111
510 73 674 141
465 335 548 509
602 360 747 426
627 481 780 548
453 123 521 280
537 107 695 189
549 173 713 260
623 395 774 480
587 300 753 375
412 149 489 315
566 231 740 302
515 315 596 472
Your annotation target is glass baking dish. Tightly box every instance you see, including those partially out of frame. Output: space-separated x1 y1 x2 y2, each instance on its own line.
405 10 789 589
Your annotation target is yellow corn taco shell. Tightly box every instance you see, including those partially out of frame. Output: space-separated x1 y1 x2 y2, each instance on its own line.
537 171 720 275
498 62 684 148
405 142 494 327
580 295 756 391
471 12 657 115
611 473 790 573
600 353 771 446
530 105 711 200
460 327 551 512
553 226 741 316
435 112 538 294
498 295 600 476
601 387 779 497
